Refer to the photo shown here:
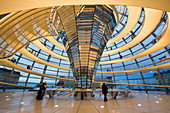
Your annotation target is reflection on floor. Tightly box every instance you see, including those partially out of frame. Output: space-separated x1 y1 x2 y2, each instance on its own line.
0 92 170 113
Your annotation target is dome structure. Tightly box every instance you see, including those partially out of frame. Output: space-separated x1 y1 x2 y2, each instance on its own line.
0 0 170 93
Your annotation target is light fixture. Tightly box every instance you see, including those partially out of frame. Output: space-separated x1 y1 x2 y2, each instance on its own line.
21 102 24 104
55 105 59 107
137 104 141 106
156 101 159 103
100 106 104 108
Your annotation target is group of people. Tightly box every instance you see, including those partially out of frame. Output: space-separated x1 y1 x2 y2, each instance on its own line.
9 57 32 70
9 57 17 63
35 82 108 102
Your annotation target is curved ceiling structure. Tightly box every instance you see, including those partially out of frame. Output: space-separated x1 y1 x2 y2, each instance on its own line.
46 36 65 50
0 59 73 81
100 12 170 64
1 0 170 14
0 0 170 91
17 48 71 71
107 6 142 45
103 8 163 55
32 40 69 61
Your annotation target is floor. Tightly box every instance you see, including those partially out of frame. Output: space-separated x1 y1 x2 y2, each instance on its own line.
0 92 170 113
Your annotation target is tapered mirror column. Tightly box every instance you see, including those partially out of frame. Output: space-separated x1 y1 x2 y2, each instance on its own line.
57 5 117 88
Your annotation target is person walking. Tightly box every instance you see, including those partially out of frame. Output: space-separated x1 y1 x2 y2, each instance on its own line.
102 83 108 102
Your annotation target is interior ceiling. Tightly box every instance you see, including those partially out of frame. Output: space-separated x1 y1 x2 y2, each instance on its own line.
1 0 170 14
0 0 170 88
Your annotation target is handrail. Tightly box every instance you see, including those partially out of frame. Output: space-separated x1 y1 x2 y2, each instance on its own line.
93 81 170 88
0 81 37 88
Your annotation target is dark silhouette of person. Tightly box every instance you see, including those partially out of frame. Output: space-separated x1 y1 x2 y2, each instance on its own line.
102 83 108 102
120 55 123 59
36 82 47 100
11 57 16 63
27 65 31 69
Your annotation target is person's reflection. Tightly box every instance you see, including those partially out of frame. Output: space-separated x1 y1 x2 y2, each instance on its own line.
31 94 43 113
44 94 55 108
17 92 25 112
146 94 152 111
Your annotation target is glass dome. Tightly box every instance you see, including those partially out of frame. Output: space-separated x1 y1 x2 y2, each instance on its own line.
0 3 169 94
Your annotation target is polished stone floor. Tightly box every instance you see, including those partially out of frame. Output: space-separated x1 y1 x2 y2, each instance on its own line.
0 92 170 113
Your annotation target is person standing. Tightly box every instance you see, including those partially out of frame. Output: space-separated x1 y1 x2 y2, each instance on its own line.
102 83 108 102
41 82 47 98
11 57 16 63
36 82 47 100
27 65 31 69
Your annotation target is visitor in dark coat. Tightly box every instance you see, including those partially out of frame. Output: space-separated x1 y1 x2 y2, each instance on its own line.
36 82 47 100
102 83 108 102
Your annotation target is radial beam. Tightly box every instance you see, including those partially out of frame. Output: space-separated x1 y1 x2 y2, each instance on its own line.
46 36 65 50
32 40 69 61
